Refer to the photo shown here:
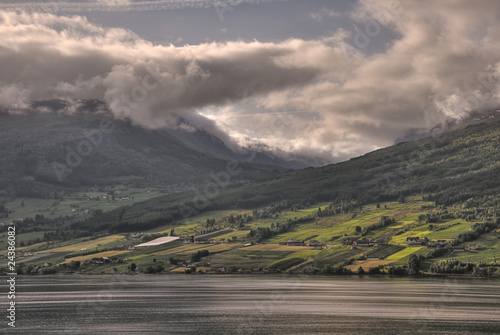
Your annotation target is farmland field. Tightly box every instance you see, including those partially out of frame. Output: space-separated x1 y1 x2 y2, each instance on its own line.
346 260 395 271
155 243 242 256
7 197 499 276
386 247 424 260
60 250 131 264
42 235 126 253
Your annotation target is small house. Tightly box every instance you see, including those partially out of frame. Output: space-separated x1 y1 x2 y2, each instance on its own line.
453 246 466 252
307 240 324 247
286 239 306 246
406 237 420 244
353 238 370 247
342 237 358 245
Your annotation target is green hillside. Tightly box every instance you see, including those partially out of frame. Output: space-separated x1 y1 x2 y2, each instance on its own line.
0 106 285 198
3 116 499 277
66 115 500 235
5 197 499 277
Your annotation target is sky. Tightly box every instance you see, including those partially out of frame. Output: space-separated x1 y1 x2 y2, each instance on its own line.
1 0 500 162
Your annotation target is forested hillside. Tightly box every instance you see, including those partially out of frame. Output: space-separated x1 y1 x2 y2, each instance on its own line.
71 116 500 234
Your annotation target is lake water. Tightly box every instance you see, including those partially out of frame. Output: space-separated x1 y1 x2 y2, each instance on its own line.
2 275 500 334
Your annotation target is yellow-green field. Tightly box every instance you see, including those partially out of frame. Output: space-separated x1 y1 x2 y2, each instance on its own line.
43 235 125 253
346 260 395 272
386 247 424 260
11 197 498 276
60 250 131 264
243 244 313 252
154 243 243 256
4 187 165 221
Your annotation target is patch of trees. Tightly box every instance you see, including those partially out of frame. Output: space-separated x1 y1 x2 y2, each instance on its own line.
426 246 450 259
0 204 8 218
316 201 363 218
322 264 353 275
227 214 252 227
408 254 424 275
387 266 407 276
361 216 395 236
454 221 499 245
43 229 87 243
472 264 498 277
252 201 290 219
367 267 384 275
247 215 315 242
145 265 164 274
191 249 210 262
429 259 475 274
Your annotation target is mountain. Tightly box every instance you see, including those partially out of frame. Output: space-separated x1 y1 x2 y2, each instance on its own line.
167 124 330 169
80 114 500 233
0 102 298 197
395 109 500 144
9 113 500 278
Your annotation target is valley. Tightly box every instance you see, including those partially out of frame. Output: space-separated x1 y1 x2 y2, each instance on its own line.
1 110 500 278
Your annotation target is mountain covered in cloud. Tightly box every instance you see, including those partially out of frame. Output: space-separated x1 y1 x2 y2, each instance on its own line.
0 101 328 198
395 109 500 144
2 2 500 163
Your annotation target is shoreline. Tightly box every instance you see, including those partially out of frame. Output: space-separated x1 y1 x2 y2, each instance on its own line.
3 271 499 281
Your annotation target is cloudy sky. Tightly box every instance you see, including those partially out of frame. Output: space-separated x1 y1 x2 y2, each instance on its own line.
2 0 500 162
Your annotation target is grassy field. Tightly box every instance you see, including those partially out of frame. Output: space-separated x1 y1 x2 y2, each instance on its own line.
4 187 165 221
42 235 125 253
60 250 131 264
206 247 301 269
8 197 499 275
439 234 500 264
426 221 475 240
267 248 323 271
0 231 47 250
243 244 312 252
346 260 395 272
364 245 405 259
154 243 242 257
386 247 425 260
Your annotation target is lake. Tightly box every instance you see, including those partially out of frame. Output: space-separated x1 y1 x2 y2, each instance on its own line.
2 275 500 334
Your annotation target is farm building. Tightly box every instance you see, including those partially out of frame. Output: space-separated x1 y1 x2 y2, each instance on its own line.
307 240 324 247
353 238 371 247
342 237 357 245
406 237 422 245
287 239 306 246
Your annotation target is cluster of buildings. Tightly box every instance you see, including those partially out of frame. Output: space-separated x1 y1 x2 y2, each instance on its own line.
279 239 325 247
87 256 124 265
342 237 373 247
407 236 473 252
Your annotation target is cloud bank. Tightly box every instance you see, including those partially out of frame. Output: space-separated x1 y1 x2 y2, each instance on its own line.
0 10 333 126
2 0 500 162
211 0 500 161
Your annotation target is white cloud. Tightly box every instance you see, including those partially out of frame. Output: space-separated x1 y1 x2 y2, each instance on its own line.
3 1 500 162
0 10 331 127
0 84 31 111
